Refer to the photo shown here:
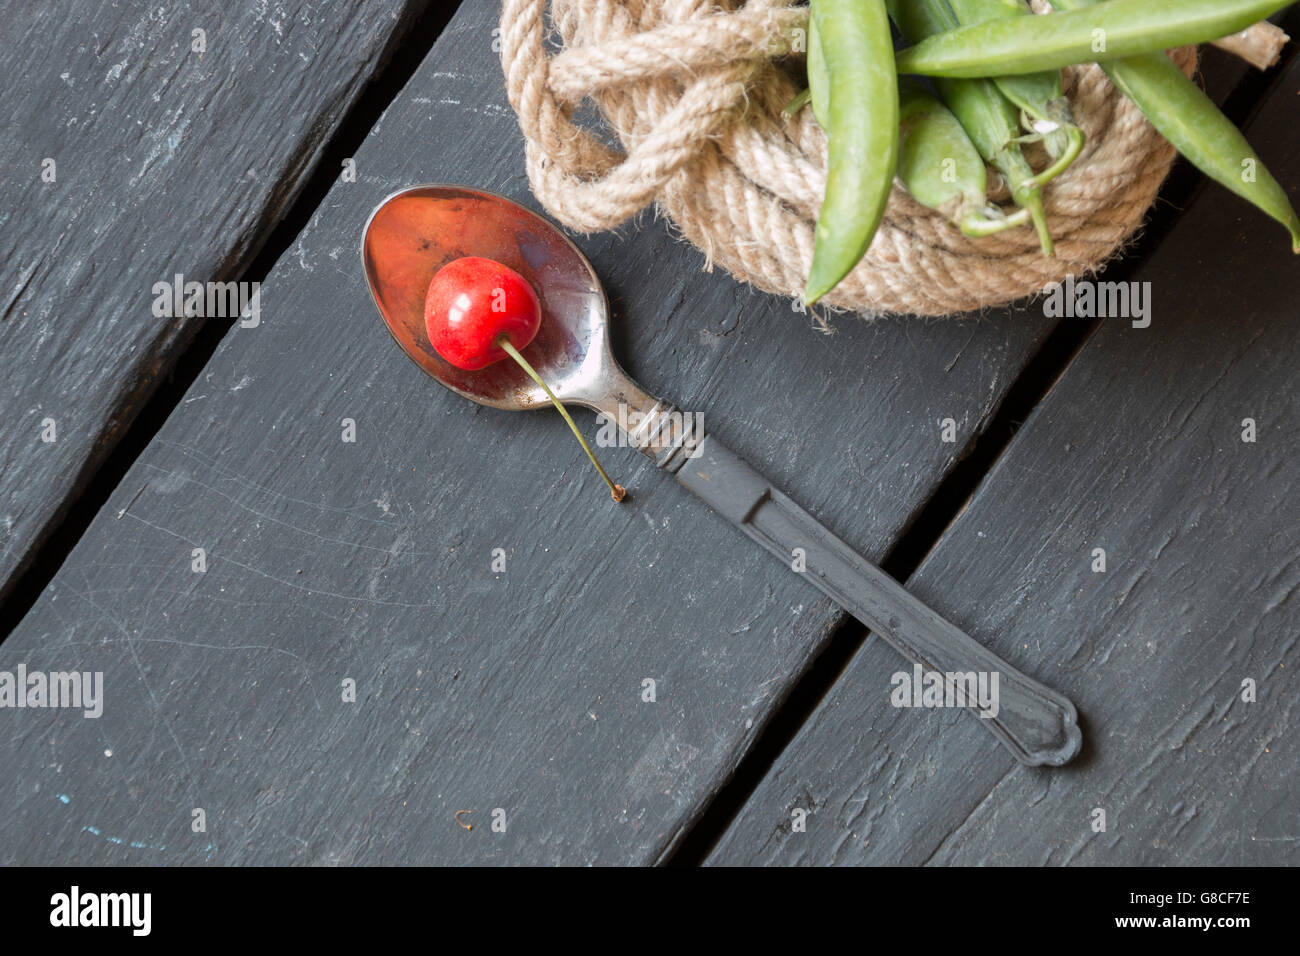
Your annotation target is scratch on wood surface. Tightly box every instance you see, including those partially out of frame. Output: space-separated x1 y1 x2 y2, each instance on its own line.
137 461 434 557
119 510 440 609
625 729 702 805
2 261 38 321
59 577 196 776
115 483 148 519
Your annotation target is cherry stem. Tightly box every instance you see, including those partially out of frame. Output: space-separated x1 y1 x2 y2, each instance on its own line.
497 337 626 503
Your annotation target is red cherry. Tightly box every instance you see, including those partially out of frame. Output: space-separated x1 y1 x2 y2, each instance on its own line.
425 256 542 371
423 255 627 503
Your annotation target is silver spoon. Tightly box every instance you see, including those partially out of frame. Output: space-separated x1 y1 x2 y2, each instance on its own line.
362 184 1082 767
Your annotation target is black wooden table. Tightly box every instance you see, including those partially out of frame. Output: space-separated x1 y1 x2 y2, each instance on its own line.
1 0 1296 866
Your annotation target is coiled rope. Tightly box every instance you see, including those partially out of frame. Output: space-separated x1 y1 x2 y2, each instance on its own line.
499 0 1196 317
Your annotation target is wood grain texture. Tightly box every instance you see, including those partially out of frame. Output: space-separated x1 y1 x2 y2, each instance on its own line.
0 0 432 602
707 56 1300 867
0 1 1059 864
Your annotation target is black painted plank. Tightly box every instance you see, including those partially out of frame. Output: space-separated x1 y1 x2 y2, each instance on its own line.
0 1 1060 864
0 0 432 604
708 55 1300 866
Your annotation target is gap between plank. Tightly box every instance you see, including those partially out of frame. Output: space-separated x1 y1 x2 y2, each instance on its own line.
665 37 1298 867
0 4 462 642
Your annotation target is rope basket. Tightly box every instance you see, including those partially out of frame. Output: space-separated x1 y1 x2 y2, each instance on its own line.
499 0 1198 318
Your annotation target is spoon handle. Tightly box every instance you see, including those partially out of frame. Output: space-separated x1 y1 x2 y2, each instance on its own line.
667 432 1081 767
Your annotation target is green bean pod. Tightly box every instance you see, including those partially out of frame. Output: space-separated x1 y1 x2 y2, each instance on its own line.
945 0 1086 184
898 81 1032 237
1053 0 1300 251
894 0 1296 78
888 0 1056 255
806 12 829 128
805 0 898 304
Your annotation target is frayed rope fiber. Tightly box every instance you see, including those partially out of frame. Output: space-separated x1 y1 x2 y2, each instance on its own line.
499 0 1196 317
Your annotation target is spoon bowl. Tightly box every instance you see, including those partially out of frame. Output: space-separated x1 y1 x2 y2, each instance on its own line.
362 184 624 413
